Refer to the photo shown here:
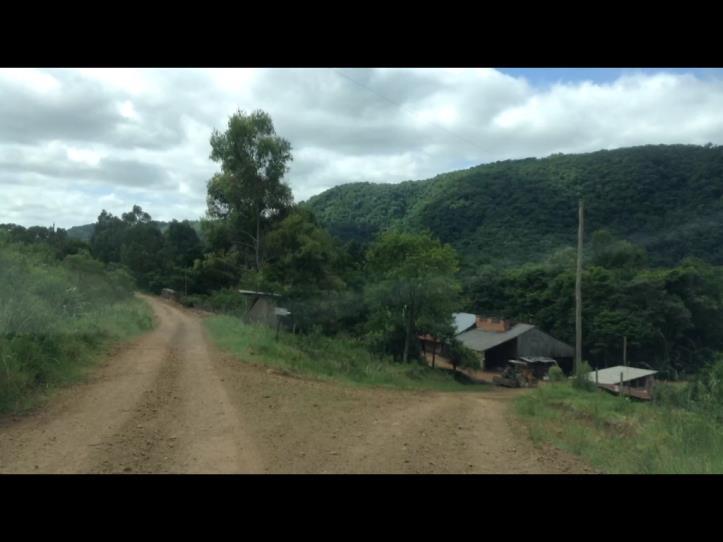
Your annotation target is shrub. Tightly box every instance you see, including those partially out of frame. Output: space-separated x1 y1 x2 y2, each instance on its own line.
572 360 597 391
446 338 480 370
0 241 152 412
548 365 565 382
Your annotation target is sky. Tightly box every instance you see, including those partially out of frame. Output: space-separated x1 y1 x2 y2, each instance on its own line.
2 67 723 229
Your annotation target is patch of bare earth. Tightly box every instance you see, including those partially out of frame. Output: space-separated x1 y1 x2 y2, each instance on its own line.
0 295 592 474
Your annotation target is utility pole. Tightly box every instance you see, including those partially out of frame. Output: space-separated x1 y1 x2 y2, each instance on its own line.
575 199 584 375
623 336 627 367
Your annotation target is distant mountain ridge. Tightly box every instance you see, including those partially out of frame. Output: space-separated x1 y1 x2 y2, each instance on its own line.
304 144 723 272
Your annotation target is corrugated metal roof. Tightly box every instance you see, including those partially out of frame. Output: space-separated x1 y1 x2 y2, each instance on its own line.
453 312 477 335
519 356 557 364
587 365 657 385
456 323 535 352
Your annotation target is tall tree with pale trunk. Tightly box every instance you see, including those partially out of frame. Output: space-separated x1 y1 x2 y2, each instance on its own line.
206 110 293 271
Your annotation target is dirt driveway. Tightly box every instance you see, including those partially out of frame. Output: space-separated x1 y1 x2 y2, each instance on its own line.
0 295 592 474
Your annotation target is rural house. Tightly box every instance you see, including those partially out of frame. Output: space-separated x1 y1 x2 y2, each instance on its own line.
455 315 575 373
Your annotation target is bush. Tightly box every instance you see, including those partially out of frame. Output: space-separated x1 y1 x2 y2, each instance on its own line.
572 360 597 391
0 241 152 412
446 339 480 370
548 365 565 382
653 382 692 409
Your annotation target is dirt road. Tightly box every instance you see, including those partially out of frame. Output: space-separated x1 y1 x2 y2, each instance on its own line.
0 296 592 474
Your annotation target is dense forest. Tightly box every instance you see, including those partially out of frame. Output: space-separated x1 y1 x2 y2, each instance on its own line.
306 144 723 274
5 123 723 380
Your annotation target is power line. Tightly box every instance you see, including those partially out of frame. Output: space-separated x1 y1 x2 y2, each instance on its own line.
332 68 487 157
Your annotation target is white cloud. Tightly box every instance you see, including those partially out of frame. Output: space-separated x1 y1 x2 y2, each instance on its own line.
66 146 102 167
0 68 61 93
1 68 723 228
118 100 140 121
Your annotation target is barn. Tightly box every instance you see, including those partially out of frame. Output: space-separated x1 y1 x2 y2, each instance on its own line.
455 315 575 374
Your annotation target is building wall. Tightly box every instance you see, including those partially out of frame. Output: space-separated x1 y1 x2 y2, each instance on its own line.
483 340 518 370
476 316 512 332
517 328 575 374
244 297 278 328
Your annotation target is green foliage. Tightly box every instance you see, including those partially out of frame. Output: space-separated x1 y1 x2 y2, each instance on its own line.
180 288 249 317
306 144 723 272
573 361 596 391
189 250 245 294
0 241 153 412
0 223 88 260
446 339 480 370
262 208 347 294
466 240 723 377
204 315 490 392
206 109 294 270
548 365 565 382
656 357 723 421
163 220 203 269
517 381 723 473
88 206 207 295
364 231 461 362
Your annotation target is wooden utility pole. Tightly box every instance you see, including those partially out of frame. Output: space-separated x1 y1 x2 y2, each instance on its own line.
575 199 584 375
623 336 627 367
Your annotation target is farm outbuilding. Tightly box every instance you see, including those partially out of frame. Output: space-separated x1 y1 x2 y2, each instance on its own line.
455 316 575 373
588 365 658 400
238 289 290 329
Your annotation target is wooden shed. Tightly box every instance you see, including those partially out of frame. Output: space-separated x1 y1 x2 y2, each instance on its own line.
238 289 283 328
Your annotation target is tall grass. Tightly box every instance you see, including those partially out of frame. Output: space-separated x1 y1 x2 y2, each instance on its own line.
0 242 153 413
516 381 723 473
205 315 489 392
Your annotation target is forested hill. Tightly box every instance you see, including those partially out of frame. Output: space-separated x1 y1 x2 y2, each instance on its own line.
67 220 202 242
305 144 723 270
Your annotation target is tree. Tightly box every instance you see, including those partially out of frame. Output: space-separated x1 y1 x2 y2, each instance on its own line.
90 210 127 263
120 222 164 290
263 208 346 293
121 205 152 226
163 220 203 269
206 110 293 271
365 231 461 363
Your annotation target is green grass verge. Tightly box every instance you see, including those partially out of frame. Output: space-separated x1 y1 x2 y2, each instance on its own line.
204 315 490 392
0 297 153 414
515 382 723 474
0 241 155 414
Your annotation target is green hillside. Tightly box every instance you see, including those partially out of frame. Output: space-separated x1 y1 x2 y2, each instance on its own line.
305 144 723 272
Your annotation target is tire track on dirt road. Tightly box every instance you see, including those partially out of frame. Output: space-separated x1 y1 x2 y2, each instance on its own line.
0 295 263 474
0 294 592 474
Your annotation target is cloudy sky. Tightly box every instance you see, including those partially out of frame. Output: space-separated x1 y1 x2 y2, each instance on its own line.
2 67 723 228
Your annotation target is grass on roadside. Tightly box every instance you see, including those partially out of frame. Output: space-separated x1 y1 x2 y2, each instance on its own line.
515 381 723 474
0 242 154 413
204 315 490 392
